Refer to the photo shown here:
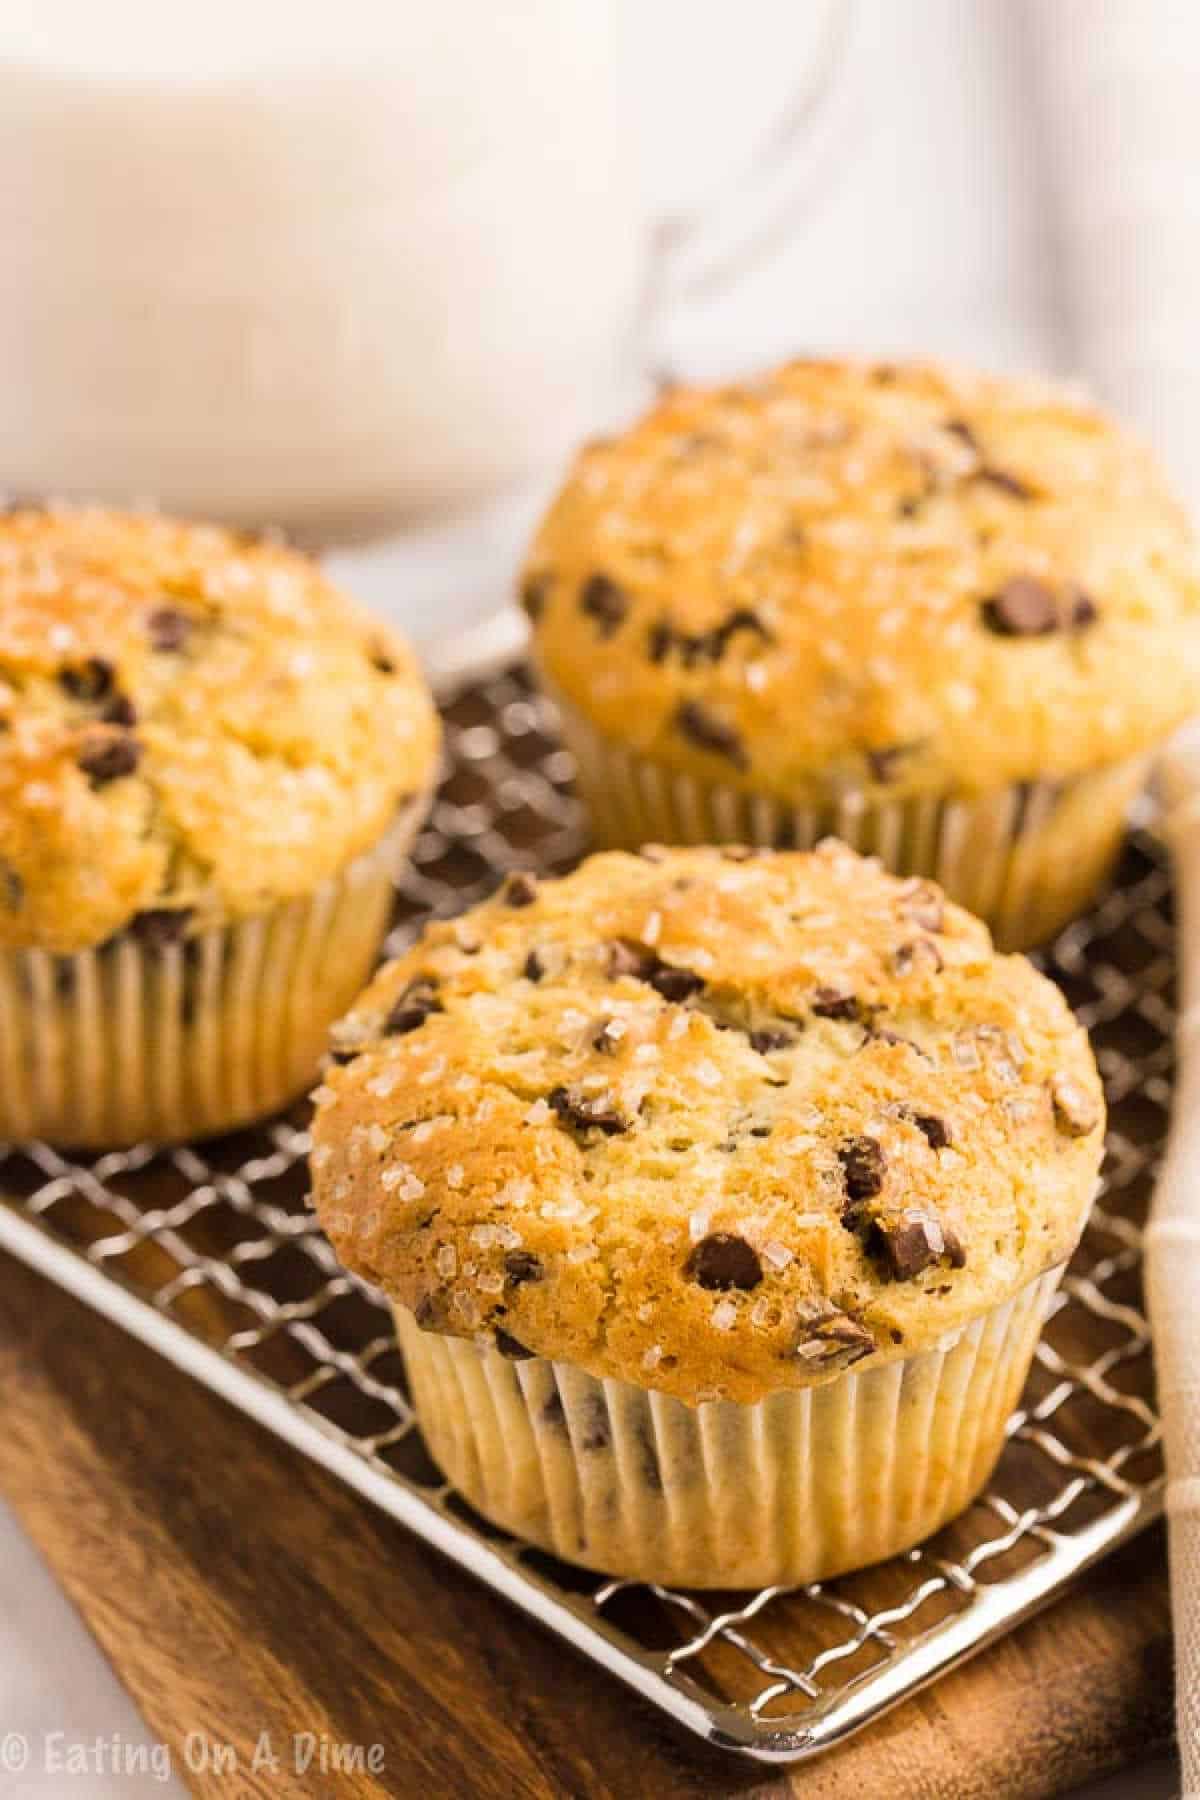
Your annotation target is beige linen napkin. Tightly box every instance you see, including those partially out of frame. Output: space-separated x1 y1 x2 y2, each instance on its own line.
1148 726 1200 1795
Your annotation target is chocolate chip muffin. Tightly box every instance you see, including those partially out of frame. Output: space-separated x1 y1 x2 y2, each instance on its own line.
523 358 1200 947
0 505 440 1146
311 841 1104 1586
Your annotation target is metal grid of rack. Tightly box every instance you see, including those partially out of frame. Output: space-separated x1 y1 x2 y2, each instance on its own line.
0 664 1168 1762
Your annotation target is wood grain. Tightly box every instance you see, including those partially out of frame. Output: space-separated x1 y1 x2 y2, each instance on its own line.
0 1253 1175 1800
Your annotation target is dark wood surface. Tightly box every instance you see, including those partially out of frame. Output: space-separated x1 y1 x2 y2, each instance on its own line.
0 1251 1175 1800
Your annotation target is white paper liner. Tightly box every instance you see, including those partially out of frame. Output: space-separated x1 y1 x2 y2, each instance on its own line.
549 689 1149 950
396 1266 1062 1589
0 798 426 1148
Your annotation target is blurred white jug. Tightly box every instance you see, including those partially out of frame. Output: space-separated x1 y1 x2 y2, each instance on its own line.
0 0 854 542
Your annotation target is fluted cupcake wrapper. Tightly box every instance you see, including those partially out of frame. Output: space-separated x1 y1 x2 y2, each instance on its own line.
395 1266 1061 1589
0 798 427 1149
547 687 1149 951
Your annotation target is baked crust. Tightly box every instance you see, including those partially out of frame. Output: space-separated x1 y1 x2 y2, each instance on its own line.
311 842 1104 1404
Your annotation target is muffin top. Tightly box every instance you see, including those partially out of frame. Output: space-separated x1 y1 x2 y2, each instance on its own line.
0 507 440 953
311 842 1104 1405
525 359 1200 799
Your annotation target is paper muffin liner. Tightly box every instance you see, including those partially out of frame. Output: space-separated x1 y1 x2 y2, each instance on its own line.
0 797 427 1150
548 688 1149 951
395 1265 1061 1589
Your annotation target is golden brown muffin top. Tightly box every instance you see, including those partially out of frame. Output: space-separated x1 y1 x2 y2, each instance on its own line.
525 359 1200 798
311 843 1104 1405
0 507 440 952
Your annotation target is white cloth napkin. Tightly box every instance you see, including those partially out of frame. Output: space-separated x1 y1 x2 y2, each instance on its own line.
1150 730 1200 1797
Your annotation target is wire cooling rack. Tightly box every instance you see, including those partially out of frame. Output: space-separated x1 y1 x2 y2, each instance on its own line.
0 663 1170 1763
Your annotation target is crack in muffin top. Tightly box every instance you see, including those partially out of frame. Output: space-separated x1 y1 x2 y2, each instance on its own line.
524 359 1200 798
311 842 1104 1404
0 507 440 952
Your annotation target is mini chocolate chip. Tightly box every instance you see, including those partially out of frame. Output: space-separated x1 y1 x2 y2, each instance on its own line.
328 1048 360 1066
607 938 650 980
898 879 945 933
580 573 630 639
520 574 550 621
383 977 443 1036
504 1250 543 1286
101 692 138 727
974 466 1034 501
868 1209 957 1281
1069 587 1099 629
909 1111 952 1150
944 417 981 454
797 1310 875 1367
894 937 943 976
674 700 749 769
981 577 1060 636
146 607 191 651
77 734 141 785
591 1018 624 1054
502 871 539 907
749 1027 795 1053
866 744 914 783
1050 1072 1101 1137
368 640 396 674
130 906 193 949
812 987 859 1021
494 1328 535 1361
547 1084 629 1136
685 1232 763 1292
523 948 546 982
647 963 705 1003
647 618 674 663
838 1135 887 1205
59 658 114 703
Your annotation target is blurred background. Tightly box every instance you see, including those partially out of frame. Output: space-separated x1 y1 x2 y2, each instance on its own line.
4 0 1200 668
0 3 1193 1793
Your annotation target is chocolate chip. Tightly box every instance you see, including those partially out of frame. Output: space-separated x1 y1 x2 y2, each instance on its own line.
796 1310 875 1367
547 1084 629 1136
368 640 396 674
591 1018 624 1054
501 871 539 907
909 1111 952 1150
634 1419 663 1490
981 577 1060 636
77 733 141 785
673 700 749 769
974 466 1034 501
869 1209 965 1281
146 607 191 651
749 1028 795 1053
494 1328 535 1361
1050 1072 1101 1137
607 939 650 980
580 573 629 639
647 963 704 1003
59 658 114 703
866 744 914 783
898 879 945 933
523 949 546 982
504 1250 543 1286
812 987 859 1021
944 417 981 454
328 1048 360 1067
103 692 138 727
647 609 772 668
383 977 443 1036
685 1232 763 1292
838 1135 887 1205
130 906 193 950
520 574 550 622
1069 587 1099 629
647 619 674 664
894 937 943 977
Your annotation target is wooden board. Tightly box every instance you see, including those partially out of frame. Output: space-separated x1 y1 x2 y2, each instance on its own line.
1 1252 1175 1800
